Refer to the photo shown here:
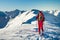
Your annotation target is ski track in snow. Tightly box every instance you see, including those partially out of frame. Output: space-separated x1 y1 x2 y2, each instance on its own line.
0 11 60 40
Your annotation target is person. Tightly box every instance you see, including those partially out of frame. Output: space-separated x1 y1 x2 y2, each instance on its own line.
36 11 45 34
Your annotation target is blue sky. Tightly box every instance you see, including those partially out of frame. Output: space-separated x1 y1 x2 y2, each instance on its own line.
0 0 60 11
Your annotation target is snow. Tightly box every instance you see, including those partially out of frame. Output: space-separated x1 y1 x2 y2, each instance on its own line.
49 10 53 14
0 10 60 40
31 21 37 24
23 11 36 22
0 21 60 40
54 10 60 16
0 10 31 33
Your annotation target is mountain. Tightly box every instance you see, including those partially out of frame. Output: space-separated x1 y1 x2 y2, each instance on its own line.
22 9 60 27
0 9 60 28
0 9 60 40
0 11 10 28
5 9 20 19
0 9 27 28
0 9 23 28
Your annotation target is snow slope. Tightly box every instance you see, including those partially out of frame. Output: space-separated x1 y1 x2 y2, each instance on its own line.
0 21 60 40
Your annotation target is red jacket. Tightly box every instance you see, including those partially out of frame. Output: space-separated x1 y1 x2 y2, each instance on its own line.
36 11 45 22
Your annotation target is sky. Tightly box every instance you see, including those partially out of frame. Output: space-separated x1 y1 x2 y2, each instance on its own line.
0 0 60 11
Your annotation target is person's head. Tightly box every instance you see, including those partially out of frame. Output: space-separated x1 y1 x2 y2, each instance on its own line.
38 11 42 16
39 11 44 16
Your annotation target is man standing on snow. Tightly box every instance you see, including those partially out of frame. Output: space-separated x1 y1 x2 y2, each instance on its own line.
36 11 45 34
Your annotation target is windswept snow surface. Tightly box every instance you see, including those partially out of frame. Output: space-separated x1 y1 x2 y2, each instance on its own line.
0 10 60 40
0 21 60 40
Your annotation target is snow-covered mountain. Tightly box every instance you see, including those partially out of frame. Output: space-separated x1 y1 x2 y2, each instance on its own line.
23 9 60 26
0 9 25 28
0 9 60 40
5 9 20 19
0 11 10 28
0 9 60 28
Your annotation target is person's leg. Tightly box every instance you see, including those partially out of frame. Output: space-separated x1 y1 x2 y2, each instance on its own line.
41 22 44 36
39 26 40 34
38 21 40 34
42 22 44 32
